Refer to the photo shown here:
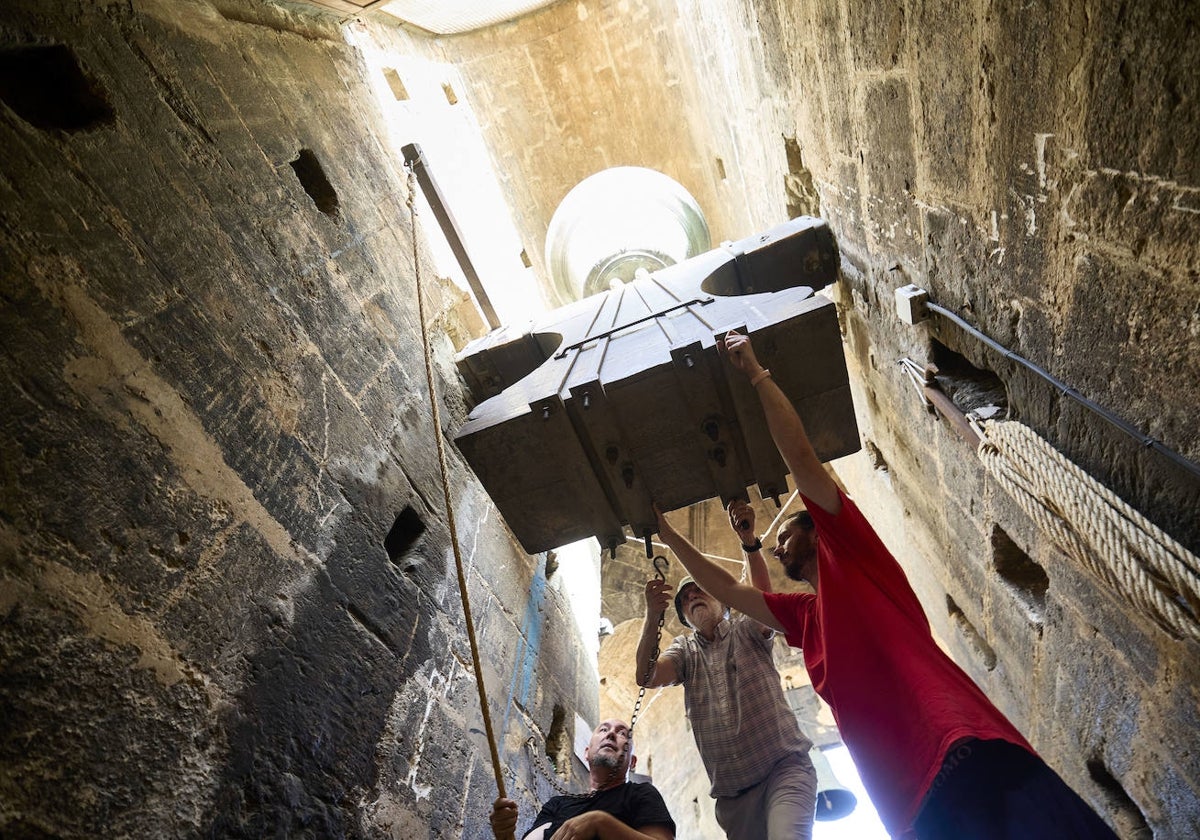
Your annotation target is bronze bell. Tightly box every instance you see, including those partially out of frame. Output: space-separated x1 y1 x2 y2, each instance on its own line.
810 747 858 821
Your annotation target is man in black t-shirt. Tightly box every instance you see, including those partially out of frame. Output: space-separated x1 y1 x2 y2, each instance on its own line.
489 719 675 840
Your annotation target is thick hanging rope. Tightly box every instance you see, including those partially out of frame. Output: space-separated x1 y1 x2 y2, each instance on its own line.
976 419 1200 643
405 168 507 799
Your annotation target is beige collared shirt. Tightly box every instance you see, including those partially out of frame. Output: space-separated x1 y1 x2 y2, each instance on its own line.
659 613 813 797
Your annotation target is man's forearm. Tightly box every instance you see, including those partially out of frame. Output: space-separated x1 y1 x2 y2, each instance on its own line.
754 376 841 515
634 617 660 687
744 544 772 593
660 531 739 601
660 530 782 630
596 813 673 840
559 809 673 840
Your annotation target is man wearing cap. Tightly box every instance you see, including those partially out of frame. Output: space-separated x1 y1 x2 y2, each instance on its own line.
650 330 1118 839
635 501 817 840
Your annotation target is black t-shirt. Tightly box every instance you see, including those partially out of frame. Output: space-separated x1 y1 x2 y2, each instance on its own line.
523 782 675 839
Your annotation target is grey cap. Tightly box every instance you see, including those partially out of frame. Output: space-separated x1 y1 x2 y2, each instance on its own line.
673 576 701 627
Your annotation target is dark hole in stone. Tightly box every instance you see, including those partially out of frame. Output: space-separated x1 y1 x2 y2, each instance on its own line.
946 594 997 670
384 505 425 563
290 148 339 217
931 338 1008 416
991 524 1048 625
546 703 572 778
0 44 114 132
1087 757 1151 838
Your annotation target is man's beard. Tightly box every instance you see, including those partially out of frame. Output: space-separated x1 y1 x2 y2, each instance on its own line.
590 746 624 772
783 549 814 583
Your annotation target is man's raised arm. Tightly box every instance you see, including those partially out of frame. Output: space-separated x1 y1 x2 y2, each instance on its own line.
727 498 772 593
653 505 783 632
635 579 679 688
719 330 841 516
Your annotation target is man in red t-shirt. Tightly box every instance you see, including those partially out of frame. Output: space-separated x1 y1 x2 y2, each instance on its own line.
652 330 1117 839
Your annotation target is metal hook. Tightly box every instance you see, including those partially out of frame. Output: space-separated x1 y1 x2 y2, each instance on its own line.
652 554 670 581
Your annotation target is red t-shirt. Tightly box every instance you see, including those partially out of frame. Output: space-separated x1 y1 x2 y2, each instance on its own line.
763 491 1033 837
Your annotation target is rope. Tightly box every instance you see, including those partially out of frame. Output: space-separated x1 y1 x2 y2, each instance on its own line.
405 168 507 799
976 419 1200 643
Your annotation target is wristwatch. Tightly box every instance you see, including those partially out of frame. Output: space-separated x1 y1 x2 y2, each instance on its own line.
741 537 763 553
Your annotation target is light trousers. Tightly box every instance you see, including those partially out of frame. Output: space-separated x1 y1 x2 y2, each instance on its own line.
714 751 817 840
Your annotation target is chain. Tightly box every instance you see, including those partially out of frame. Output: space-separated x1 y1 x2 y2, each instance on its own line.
523 555 670 800
524 735 575 798
630 555 670 735
587 554 671 792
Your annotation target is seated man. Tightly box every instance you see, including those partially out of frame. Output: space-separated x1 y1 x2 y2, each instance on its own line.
489 718 676 840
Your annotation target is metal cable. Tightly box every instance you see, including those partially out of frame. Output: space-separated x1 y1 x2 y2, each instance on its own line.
927 301 1200 481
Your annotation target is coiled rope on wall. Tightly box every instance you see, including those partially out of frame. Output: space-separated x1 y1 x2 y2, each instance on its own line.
976 419 1200 643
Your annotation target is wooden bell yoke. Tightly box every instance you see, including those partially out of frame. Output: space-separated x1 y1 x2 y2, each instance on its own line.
453 216 860 556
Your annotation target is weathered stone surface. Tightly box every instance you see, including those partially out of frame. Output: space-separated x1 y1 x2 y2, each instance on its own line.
0 1 598 837
3 0 1199 837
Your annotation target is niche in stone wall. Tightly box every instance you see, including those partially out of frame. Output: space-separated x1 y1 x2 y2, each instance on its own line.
991 524 1049 627
946 594 997 670
0 44 114 132
384 505 426 568
545 703 574 779
783 135 820 218
930 339 1007 416
290 148 340 217
863 439 892 481
382 67 409 100
1087 756 1151 838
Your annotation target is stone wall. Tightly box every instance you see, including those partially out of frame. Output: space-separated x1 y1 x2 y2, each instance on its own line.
436 0 1200 836
429 0 796 305
0 1 598 836
753 0 1200 835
